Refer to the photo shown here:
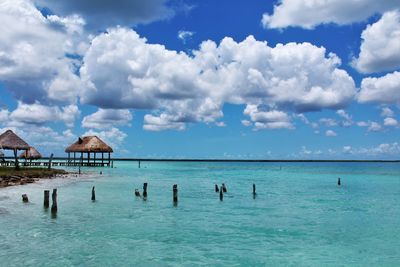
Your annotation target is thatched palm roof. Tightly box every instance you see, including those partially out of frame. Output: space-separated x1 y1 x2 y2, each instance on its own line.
19 147 42 159
65 136 113 153
0 130 30 151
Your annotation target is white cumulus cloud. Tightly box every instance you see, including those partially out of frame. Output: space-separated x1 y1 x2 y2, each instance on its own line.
9 102 79 127
82 109 133 129
80 28 356 130
262 0 400 29
0 0 84 104
384 117 398 127
325 130 337 137
178 30 195 43
358 71 400 104
352 10 400 74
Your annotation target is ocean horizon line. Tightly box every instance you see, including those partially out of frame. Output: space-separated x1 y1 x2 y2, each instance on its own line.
6 157 400 163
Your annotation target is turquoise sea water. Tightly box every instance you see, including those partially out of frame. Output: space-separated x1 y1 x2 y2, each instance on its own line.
0 161 399 266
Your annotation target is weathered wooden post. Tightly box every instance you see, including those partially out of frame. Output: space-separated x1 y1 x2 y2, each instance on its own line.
219 187 223 201
22 194 29 203
338 177 341 186
253 184 256 195
51 189 57 215
14 148 19 170
173 184 178 204
222 183 227 193
138 160 141 168
143 182 148 198
215 184 219 192
78 166 81 175
91 186 96 201
44 190 50 208
48 153 54 170
134 189 141 197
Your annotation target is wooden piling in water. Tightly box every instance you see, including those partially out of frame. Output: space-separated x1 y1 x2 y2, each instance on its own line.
143 183 148 198
253 184 256 195
51 189 57 214
44 190 50 208
91 186 96 201
134 189 141 197
138 160 141 168
173 184 178 203
222 183 227 193
215 184 219 192
338 178 341 186
22 194 29 203
219 187 223 201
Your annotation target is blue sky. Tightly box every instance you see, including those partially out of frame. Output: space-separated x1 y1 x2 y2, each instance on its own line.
0 0 400 159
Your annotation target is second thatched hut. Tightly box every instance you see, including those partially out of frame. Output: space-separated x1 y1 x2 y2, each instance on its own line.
19 147 42 162
65 136 113 166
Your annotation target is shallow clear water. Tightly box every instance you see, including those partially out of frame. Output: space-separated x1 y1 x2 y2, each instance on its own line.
0 161 399 266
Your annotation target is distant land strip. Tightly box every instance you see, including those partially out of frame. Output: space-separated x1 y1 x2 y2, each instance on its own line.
6 157 400 163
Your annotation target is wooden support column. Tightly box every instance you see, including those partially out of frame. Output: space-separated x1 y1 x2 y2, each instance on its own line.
74 152 76 164
51 189 57 215
44 190 50 208
91 186 96 201
102 152 104 165
94 153 96 165
173 184 178 204
22 194 29 203
14 148 19 170
143 183 148 198
48 153 54 170
87 152 90 164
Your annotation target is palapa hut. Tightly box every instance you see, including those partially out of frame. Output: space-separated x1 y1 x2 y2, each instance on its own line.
19 147 42 162
0 130 30 169
65 136 113 166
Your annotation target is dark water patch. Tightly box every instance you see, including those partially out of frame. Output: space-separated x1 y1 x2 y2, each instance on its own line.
0 207 9 214
0 196 10 201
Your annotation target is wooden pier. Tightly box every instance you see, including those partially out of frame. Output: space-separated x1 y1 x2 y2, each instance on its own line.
0 160 112 168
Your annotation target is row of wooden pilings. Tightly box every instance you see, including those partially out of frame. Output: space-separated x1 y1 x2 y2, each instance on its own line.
21 178 342 213
21 182 258 214
22 189 58 216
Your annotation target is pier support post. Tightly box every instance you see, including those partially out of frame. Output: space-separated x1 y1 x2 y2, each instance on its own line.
22 194 29 203
91 186 96 201
48 153 54 170
215 184 219 192
338 178 341 186
219 187 223 201
173 184 178 204
253 184 256 195
138 160 141 168
44 190 50 208
51 189 57 215
143 183 148 198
